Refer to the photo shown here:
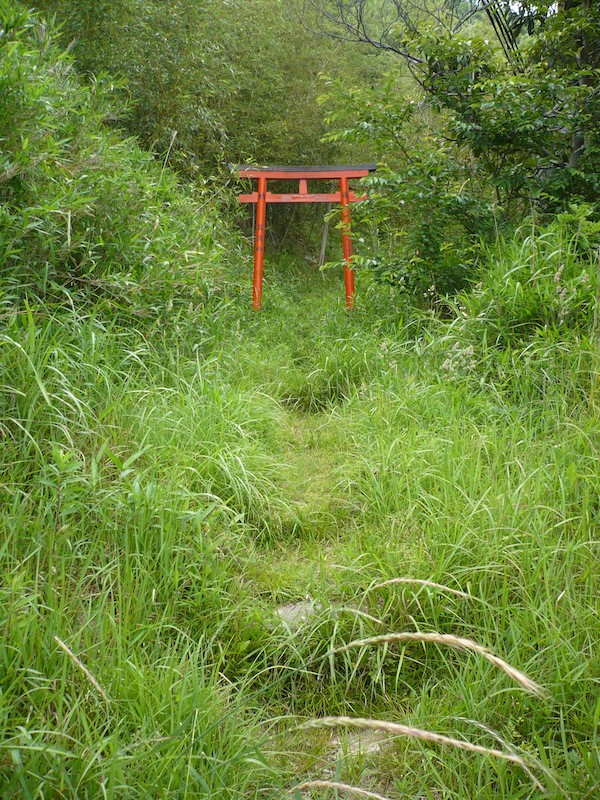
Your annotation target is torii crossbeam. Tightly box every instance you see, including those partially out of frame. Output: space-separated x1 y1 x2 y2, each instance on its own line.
238 164 376 310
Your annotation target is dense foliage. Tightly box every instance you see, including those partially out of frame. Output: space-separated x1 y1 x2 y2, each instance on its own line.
308 0 600 204
0 1 231 315
321 73 496 301
31 0 380 173
311 0 600 299
1 2 600 799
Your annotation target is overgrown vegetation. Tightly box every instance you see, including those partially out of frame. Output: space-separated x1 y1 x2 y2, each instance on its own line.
1 1 599 798
30 0 382 173
314 0 600 301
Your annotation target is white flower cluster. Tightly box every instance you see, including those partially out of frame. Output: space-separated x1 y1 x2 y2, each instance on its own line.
441 342 477 379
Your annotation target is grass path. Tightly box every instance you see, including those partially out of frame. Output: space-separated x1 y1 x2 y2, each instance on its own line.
278 410 351 529
212 258 600 798
223 258 372 535
223 263 368 600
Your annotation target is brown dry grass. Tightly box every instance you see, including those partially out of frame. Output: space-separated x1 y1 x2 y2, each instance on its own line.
331 631 545 696
292 779 392 799
301 717 544 791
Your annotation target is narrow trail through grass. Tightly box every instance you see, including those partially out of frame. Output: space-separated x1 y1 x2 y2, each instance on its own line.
4 7 600 794
213 261 368 599
222 260 368 537
209 256 600 798
278 411 345 520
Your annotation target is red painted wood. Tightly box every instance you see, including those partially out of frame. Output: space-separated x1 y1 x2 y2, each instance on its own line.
239 191 366 204
339 176 355 309
253 175 267 310
238 164 375 310
238 167 372 179
238 164 376 175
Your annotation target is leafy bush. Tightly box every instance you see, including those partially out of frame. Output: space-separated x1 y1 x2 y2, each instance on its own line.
31 0 368 173
321 76 495 303
313 1 600 213
0 2 231 315
418 18 600 210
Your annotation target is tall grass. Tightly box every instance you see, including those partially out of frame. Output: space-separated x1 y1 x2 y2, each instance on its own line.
2 5 600 797
5 236 599 797
0 305 291 796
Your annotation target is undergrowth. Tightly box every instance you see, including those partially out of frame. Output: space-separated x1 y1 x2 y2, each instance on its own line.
1 4 600 799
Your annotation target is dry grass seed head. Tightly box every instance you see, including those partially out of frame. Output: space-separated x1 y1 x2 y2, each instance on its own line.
292 780 392 800
301 717 544 792
368 577 474 600
331 632 546 697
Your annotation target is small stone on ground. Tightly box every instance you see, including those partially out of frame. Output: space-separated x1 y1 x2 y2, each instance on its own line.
274 599 321 628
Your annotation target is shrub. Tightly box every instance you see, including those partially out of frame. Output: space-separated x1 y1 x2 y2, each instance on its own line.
455 206 600 347
0 1 231 316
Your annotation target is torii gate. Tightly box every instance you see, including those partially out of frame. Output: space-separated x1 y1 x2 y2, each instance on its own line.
238 164 376 310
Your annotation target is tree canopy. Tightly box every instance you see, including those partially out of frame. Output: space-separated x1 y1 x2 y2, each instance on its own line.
304 0 600 206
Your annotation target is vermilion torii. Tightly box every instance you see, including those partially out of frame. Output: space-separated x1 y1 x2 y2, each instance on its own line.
238 164 376 310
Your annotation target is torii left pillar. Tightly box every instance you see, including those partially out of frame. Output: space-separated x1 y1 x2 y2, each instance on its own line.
238 164 377 311
253 175 267 310
339 176 354 309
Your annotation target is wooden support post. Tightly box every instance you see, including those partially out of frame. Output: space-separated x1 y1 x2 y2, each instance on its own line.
339 176 355 309
253 175 267 310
